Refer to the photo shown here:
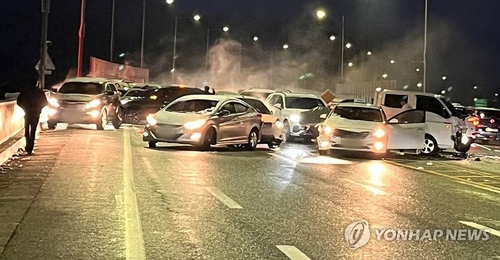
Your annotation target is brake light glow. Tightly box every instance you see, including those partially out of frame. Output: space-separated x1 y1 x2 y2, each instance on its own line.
491 119 495 124
468 116 479 126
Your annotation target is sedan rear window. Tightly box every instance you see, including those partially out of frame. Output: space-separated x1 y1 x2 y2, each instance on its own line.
165 99 219 113
285 97 324 109
476 109 500 119
59 82 103 95
334 107 383 122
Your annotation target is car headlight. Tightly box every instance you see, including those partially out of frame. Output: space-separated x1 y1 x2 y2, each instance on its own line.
275 120 284 129
146 114 157 126
48 98 59 107
290 114 300 122
120 99 131 105
85 99 101 109
373 128 386 138
323 126 333 135
184 119 206 130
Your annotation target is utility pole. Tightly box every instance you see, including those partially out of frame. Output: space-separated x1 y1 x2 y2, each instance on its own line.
423 0 428 93
39 0 50 89
110 0 115 62
77 0 86 77
340 15 345 84
140 0 146 68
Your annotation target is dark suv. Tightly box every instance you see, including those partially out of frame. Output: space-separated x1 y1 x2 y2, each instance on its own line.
469 107 500 143
122 85 207 124
47 77 123 130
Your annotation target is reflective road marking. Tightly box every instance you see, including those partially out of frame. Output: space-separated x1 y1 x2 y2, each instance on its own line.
123 130 146 259
343 178 390 195
205 187 243 209
276 245 312 260
268 153 298 165
459 221 500 238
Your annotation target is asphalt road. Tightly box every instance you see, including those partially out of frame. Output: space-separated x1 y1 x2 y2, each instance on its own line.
0 123 499 259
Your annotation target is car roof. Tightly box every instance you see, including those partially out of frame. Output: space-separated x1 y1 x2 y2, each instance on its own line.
174 94 236 102
282 93 321 98
241 88 276 93
65 77 110 83
381 89 444 99
336 102 381 109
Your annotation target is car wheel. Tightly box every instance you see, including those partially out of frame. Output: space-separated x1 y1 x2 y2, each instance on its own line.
201 128 215 150
419 134 439 155
48 121 57 130
245 128 259 151
96 108 107 130
148 141 157 148
319 150 328 156
124 109 141 124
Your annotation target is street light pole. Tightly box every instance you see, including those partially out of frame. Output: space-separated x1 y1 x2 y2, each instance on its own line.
77 0 86 77
171 15 178 82
140 0 145 68
110 0 115 62
39 0 50 89
340 15 345 83
423 0 428 93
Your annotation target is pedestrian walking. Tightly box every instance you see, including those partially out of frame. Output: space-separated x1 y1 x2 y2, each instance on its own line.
16 83 48 155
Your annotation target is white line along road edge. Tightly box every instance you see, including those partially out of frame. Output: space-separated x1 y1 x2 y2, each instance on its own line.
205 187 243 209
276 245 312 260
459 221 500 238
123 130 146 259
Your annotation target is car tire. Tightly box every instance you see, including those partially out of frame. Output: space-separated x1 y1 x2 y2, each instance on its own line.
148 141 157 148
48 121 56 130
201 128 215 150
319 150 328 156
96 108 107 130
245 128 259 151
123 109 141 124
419 134 439 155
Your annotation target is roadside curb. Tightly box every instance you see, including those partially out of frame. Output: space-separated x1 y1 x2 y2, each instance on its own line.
0 134 25 166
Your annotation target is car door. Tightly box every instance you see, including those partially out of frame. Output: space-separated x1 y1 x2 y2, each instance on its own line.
267 94 284 120
386 110 426 150
233 102 258 141
216 102 240 142
416 95 453 147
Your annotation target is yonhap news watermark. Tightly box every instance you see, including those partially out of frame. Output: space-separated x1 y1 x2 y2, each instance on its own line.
344 220 491 249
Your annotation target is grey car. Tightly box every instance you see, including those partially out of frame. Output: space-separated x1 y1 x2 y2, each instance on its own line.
143 95 262 150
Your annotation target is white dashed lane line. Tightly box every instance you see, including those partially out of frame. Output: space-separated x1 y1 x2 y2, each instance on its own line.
205 187 243 209
459 221 500 238
276 245 312 260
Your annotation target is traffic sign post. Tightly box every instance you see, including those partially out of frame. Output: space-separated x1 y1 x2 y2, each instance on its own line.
38 0 51 89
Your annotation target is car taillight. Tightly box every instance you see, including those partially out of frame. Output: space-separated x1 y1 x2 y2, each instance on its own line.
490 118 495 124
257 113 262 118
468 116 479 126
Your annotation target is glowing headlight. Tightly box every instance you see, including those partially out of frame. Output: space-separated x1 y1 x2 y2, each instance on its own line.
48 98 59 107
373 128 386 138
290 114 301 122
184 119 207 130
461 135 469 144
85 99 101 109
323 126 333 135
275 120 284 129
146 114 157 126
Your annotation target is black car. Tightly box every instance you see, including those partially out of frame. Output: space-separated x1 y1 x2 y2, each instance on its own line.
47 77 123 130
121 86 208 124
469 107 500 143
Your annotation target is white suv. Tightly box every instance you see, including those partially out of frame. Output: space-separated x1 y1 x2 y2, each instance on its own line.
266 92 327 141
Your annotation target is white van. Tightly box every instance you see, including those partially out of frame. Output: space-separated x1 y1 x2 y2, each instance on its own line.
373 90 472 154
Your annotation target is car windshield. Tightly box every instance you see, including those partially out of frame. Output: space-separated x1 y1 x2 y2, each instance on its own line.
476 109 500 119
285 97 324 109
440 98 461 118
58 82 103 95
165 99 219 113
238 98 271 114
124 90 144 97
333 106 383 122
240 91 271 100
136 89 157 97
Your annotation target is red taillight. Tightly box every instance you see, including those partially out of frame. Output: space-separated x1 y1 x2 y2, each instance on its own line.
257 113 262 118
468 116 479 126
491 118 495 124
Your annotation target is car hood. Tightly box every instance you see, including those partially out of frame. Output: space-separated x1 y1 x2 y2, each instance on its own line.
54 93 101 102
153 111 209 125
326 116 381 132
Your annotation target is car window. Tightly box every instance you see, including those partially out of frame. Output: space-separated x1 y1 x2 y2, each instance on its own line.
476 109 500 119
285 97 324 109
165 99 219 113
333 106 383 122
234 103 249 113
416 95 450 118
221 102 237 114
59 82 103 95
389 109 425 123
109 84 118 92
383 94 409 108
269 95 284 106
238 98 271 114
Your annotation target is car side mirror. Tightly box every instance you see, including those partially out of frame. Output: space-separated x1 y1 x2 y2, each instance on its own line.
274 103 282 109
218 109 230 116
389 118 399 123
105 91 115 95
320 114 327 119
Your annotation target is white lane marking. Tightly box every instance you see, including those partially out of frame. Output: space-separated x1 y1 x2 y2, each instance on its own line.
343 178 390 196
298 156 352 165
123 130 146 259
276 245 312 260
268 153 298 165
473 143 492 151
205 187 243 209
494 150 500 153
459 221 500 238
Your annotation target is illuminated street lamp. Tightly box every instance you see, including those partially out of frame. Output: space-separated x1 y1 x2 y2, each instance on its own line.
390 60 395 64
166 0 173 4
417 82 422 88
416 68 420 72
345 42 352 48
283 44 289 49
474 98 478 102
253 36 258 41
316 9 326 20
329 35 336 41
382 73 388 79
441 90 446 95
367 51 372 56
223 26 229 32
442 76 447 81
496 93 499 96
119 53 125 58
193 14 201 21
474 85 478 89
348 62 353 67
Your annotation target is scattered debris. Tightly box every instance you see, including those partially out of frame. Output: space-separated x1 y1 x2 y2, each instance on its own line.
474 158 481 161
417 167 424 170
426 162 433 166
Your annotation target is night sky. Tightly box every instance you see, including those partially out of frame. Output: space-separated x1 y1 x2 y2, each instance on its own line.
1 0 499 105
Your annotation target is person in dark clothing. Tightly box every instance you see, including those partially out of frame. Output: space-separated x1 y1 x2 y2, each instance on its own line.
16 85 48 155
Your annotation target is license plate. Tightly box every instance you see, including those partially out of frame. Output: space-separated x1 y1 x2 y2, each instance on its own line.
340 139 362 147
485 127 498 132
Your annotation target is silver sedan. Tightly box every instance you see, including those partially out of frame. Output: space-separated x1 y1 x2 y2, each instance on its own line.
143 95 263 150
